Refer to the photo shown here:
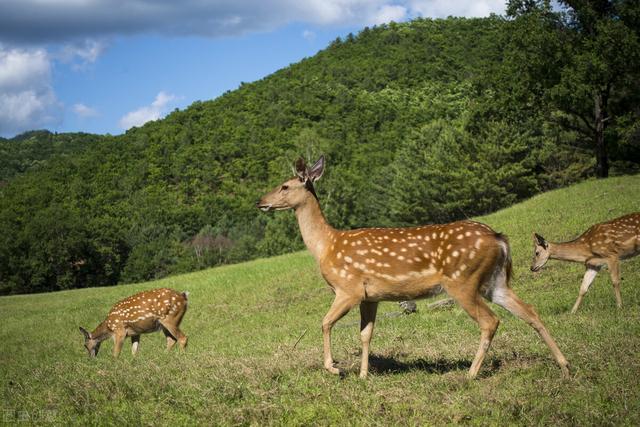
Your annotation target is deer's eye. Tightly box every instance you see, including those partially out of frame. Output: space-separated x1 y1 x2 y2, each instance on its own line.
281 185 289 191
535 251 540 256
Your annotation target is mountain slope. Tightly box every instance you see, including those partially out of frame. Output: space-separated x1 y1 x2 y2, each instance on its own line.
1 175 639 424
0 16 633 294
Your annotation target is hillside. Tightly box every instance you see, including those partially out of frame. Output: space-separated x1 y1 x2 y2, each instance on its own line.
1 175 639 425
1 14 638 294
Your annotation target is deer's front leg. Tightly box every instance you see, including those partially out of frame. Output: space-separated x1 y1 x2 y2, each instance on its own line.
572 267 599 314
322 294 358 375
112 330 126 357
131 335 140 356
359 301 378 378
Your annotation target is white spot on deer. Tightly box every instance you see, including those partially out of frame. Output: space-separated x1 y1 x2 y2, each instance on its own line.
469 250 476 259
343 239 348 245
401 247 407 252
337 252 342 259
398 255 405 261
452 250 459 257
474 238 483 249
448 229 454 234
408 243 418 247
446 244 452 250
383 248 389 253
383 263 391 268
376 262 383 267
457 234 464 240
414 257 422 262
357 249 369 255
372 249 382 256
344 256 353 263
432 232 437 239
390 251 396 256
460 264 467 271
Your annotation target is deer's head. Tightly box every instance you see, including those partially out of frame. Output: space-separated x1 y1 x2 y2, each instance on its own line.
531 233 550 272
79 326 101 358
257 156 325 212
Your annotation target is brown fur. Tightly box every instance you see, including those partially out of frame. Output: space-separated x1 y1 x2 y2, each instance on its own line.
79 288 188 357
532 212 640 313
258 156 569 379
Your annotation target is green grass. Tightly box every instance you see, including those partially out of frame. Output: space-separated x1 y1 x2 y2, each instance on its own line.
1 175 639 425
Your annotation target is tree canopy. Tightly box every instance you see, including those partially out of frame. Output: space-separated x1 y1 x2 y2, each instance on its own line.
1 15 638 294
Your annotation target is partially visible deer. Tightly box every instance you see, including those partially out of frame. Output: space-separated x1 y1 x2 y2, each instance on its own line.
257 156 569 379
532 212 640 314
79 288 188 357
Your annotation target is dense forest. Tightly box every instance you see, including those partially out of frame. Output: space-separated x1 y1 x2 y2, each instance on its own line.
1 1 639 294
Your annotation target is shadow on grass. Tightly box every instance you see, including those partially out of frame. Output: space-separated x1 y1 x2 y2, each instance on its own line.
365 354 502 377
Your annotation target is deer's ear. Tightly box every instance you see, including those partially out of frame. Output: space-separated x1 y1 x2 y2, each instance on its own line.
533 233 548 249
308 155 325 182
295 157 307 181
79 327 91 340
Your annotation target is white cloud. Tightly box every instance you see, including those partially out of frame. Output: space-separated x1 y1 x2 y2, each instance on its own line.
73 103 99 118
57 39 107 69
408 0 505 19
0 47 62 136
302 30 316 41
369 5 408 25
119 91 176 130
0 1 505 44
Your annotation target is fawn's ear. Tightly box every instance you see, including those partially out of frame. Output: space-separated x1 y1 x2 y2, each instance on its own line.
308 155 325 182
533 233 548 249
79 327 90 340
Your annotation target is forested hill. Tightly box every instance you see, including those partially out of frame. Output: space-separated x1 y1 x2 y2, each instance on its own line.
1 11 639 294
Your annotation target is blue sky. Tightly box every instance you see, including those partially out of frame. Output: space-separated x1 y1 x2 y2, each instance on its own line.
0 1 506 138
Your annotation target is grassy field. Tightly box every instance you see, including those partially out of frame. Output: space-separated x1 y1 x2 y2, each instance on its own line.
1 175 639 425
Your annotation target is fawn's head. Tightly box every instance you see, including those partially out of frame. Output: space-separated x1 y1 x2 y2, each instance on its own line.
531 233 550 272
257 156 325 212
79 326 101 358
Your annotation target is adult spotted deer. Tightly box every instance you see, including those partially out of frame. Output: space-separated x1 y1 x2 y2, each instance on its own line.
79 288 188 357
532 212 640 314
257 156 569 379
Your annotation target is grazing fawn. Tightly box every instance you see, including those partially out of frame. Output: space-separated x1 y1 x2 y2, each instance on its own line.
532 212 640 314
257 156 569 379
79 288 188 357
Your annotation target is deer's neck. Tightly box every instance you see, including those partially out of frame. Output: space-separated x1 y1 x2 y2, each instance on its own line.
295 196 336 262
549 241 591 263
91 321 112 342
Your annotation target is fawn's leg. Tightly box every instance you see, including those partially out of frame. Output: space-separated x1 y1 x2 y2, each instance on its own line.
112 330 126 357
131 335 140 355
160 320 187 350
571 268 599 314
607 258 622 309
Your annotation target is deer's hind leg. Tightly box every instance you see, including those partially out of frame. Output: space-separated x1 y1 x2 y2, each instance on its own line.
444 280 500 379
160 320 188 350
490 282 569 376
607 258 622 309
